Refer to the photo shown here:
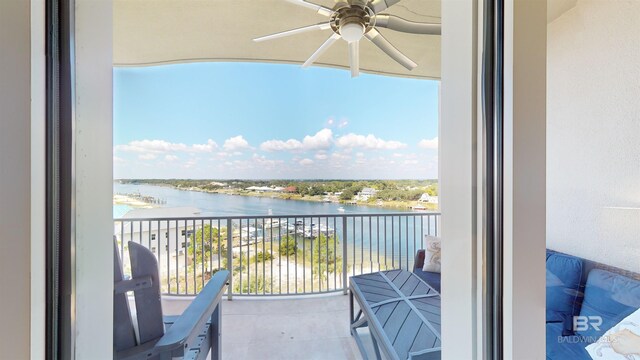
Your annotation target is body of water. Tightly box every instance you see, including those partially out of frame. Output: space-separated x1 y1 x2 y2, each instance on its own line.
114 183 411 217
113 204 133 218
114 183 441 293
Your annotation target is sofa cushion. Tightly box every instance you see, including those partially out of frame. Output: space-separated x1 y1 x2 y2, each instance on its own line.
413 268 441 293
546 253 585 328
546 310 576 336
546 322 591 360
577 269 640 339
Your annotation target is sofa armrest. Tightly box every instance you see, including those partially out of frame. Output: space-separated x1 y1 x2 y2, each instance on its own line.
414 250 426 270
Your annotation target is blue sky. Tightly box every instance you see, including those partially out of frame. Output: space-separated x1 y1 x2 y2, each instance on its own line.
114 62 439 179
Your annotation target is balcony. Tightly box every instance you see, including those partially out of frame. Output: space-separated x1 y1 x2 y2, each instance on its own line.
162 294 370 359
115 212 440 358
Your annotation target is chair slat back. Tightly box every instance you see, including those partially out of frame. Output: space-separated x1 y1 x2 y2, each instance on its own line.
129 241 165 344
113 239 137 352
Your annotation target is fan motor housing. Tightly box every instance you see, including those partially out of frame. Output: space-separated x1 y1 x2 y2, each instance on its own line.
330 5 376 37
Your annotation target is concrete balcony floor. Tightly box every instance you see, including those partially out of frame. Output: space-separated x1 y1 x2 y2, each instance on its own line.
162 294 375 359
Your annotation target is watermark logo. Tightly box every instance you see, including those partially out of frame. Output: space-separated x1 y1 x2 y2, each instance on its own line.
573 315 603 332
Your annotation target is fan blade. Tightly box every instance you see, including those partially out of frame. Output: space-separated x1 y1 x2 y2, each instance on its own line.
254 23 332 42
369 0 402 14
376 15 441 35
348 41 360 78
365 28 417 70
303 33 341 68
285 0 333 16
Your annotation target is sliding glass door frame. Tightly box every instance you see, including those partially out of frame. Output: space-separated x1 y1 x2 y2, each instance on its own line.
46 0 75 357
482 0 505 357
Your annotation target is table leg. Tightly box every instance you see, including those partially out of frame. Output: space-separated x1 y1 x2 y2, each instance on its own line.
350 289 354 324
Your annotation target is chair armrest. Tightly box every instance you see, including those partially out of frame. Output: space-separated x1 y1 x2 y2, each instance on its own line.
414 250 426 269
154 270 230 353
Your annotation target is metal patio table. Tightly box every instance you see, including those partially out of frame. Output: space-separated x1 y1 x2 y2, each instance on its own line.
350 269 441 360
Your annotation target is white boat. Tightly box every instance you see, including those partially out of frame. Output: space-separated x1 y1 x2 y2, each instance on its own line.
238 226 264 242
337 207 346 212
296 223 335 238
263 218 285 228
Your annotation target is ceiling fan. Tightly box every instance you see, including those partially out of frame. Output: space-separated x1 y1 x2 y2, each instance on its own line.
254 0 441 77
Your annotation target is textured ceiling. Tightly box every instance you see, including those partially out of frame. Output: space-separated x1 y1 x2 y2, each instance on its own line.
114 0 441 79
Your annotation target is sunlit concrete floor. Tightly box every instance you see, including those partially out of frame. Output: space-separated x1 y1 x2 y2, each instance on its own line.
162 294 377 360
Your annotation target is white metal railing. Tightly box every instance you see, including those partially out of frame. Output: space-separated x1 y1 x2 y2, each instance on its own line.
114 213 440 298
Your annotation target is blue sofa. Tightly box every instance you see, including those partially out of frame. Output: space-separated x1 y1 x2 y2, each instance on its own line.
545 250 640 359
413 249 640 359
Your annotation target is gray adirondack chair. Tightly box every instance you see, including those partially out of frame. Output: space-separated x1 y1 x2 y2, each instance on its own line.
114 239 229 359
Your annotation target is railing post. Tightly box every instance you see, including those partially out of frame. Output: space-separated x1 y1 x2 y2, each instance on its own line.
226 218 233 300
342 217 348 295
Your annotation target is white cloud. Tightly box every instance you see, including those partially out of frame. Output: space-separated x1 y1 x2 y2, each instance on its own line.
184 159 197 168
338 119 349 128
403 159 419 165
418 137 439 150
260 128 333 152
116 139 189 154
315 152 328 160
260 138 303 152
138 153 157 161
191 139 218 153
302 128 333 150
299 158 314 166
116 139 222 156
225 155 284 172
223 135 251 151
331 152 350 161
252 154 284 169
165 155 179 162
335 133 407 150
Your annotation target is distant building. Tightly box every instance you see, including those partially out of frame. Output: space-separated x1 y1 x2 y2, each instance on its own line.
361 188 377 195
246 186 284 192
284 186 297 193
355 188 378 201
419 194 439 204
114 207 202 256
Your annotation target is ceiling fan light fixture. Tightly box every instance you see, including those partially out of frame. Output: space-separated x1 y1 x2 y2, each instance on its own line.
340 22 365 43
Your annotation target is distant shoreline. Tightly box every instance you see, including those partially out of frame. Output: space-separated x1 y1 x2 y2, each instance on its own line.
114 180 439 212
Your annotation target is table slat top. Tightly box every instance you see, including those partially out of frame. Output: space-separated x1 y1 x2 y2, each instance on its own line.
350 269 441 359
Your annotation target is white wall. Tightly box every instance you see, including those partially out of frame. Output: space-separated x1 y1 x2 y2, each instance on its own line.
547 0 640 272
0 0 32 357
